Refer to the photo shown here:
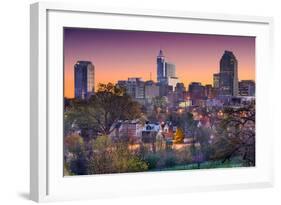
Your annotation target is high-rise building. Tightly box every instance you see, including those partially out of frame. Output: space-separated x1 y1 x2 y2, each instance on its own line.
213 73 220 89
239 80 255 96
175 82 186 101
219 51 238 96
204 84 214 99
74 61 95 99
165 77 179 91
212 73 220 98
165 62 176 78
117 77 145 100
144 80 160 102
156 50 178 90
157 50 166 82
157 82 173 97
188 82 205 100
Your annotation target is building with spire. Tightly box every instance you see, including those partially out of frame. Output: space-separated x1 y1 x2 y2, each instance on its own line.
157 50 166 82
156 50 178 91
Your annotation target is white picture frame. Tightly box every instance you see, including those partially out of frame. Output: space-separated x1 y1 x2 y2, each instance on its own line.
30 2 274 202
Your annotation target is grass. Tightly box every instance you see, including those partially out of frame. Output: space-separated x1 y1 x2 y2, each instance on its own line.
152 159 246 172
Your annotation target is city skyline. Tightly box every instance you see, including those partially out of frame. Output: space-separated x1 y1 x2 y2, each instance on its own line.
64 28 255 98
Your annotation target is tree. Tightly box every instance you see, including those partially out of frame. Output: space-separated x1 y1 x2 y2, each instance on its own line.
87 135 148 174
64 83 142 140
194 127 213 161
64 99 101 140
64 134 88 175
212 103 255 166
152 96 168 114
174 127 185 144
88 135 115 174
69 150 88 175
91 83 142 135
168 111 195 130
64 133 84 153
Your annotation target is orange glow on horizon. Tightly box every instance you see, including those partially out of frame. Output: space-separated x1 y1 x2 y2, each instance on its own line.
64 28 255 98
64 63 255 98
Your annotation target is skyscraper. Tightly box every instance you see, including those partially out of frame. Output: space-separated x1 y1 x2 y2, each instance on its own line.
74 61 95 99
156 50 178 90
157 50 166 82
219 50 238 96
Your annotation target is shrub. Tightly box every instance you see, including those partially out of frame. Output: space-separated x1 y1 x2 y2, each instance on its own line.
175 149 193 165
69 151 88 175
164 152 177 167
127 157 148 172
144 153 160 169
64 134 84 153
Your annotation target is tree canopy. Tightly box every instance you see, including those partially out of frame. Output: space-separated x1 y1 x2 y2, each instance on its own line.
64 83 142 139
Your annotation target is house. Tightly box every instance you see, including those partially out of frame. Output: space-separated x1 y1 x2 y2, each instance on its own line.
109 120 144 143
141 123 160 143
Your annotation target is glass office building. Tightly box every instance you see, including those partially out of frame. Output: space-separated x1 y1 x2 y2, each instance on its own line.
74 61 95 99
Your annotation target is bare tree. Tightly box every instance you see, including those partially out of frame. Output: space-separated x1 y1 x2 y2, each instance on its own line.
212 103 255 166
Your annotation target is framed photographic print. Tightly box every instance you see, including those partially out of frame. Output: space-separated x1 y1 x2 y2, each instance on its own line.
30 2 274 202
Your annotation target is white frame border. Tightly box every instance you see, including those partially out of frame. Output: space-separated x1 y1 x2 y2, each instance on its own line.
30 2 274 202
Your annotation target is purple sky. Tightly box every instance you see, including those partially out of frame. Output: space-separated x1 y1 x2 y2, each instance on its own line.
64 28 255 98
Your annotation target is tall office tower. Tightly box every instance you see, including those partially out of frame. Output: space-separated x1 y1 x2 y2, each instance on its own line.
74 61 95 100
239 80 255 96
219 50 238 96
156 50 178 90
157 50 166 82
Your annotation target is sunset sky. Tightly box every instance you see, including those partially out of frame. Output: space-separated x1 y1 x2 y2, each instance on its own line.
64 28 255 98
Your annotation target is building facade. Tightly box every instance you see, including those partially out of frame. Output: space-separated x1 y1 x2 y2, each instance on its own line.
165 77 179 91
156 50 178 90
157 50 166 82
188 82 205 105
165 62 176 78
219 51 239 96
213 73 220 89
239 80 255 96
74 61 95 99
117 77 145 101
109 120 143 143
175 83 186 101
204 84 214 99
144 81 160 103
